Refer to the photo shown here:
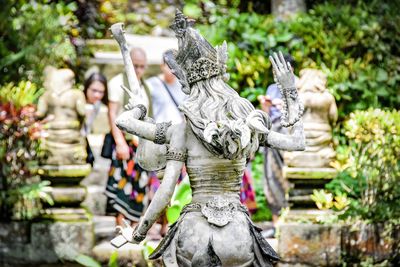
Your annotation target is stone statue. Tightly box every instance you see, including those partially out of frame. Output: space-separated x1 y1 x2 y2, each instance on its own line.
36 67 87 166
110 11 305 266
284 68 338 168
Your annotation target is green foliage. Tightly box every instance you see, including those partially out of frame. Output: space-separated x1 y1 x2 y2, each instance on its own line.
108 251 119 267
325 109 400 223
200 1 400 118
97 0 182 36
311 189 350 211
75 251 119 267
0 0 78 86
166 175 192 224
75 254 102 267
0 81 52 221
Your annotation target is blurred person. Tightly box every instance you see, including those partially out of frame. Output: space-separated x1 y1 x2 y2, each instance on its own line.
104 47 157 228
257 53 298 237
82 72 109 166
146 51 187 124
82 72 109 134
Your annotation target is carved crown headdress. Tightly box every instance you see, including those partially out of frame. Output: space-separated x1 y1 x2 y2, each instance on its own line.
165 10 229 88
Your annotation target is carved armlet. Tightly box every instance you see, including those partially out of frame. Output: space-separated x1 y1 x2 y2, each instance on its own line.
280 86 304 128
133 104 147 120
166 146 187 162
154 121 172 144
132 226 146 243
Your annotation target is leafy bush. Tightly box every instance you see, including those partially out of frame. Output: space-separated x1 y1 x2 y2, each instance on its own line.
0 1 78 86
0 81 52 221
200 1 400 119
325 109 400 223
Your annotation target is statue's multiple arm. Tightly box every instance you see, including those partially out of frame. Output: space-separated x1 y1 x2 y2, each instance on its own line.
115 122 186 244
115 105 175 144
134 125 185 239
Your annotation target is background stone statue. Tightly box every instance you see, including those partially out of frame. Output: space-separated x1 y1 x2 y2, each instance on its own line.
36 67 87 166
284 68 338 168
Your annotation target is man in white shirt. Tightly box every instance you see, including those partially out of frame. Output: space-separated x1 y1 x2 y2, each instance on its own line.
108 47 152 160
146 52 187 125
105 47 154 226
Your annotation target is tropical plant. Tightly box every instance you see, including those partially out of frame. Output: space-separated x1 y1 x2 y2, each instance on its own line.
75 251 118 267
0 81 52 221
0 1 79 86
321 109 400 223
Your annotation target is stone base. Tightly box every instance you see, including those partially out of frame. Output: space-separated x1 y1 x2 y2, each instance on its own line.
92 241 147 267
44 186 87 206
38 164 92 183
278 223 341 266
0 220 94 265
41 208 92 221
284 167 337 208
284 209 333 223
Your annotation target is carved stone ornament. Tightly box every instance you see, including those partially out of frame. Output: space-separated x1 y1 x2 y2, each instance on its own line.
154 121 172 144
166 146 187 162
201 196 237 227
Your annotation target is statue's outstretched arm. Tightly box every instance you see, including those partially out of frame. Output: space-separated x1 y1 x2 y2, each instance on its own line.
116 124 186 244
265 121 305 151
115 103 173 144
262 52 305 151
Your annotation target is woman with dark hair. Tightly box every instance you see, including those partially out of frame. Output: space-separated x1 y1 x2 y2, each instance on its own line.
84 72 109 106
82 72 108 165
82 72 108 134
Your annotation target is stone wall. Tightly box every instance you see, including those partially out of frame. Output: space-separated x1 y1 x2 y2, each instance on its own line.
278 222 399 266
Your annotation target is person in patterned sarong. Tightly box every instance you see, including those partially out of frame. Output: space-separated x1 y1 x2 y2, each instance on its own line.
104 48 157 226
258 53 297 237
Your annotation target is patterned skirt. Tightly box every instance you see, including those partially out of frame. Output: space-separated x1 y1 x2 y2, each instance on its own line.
104 142 158 222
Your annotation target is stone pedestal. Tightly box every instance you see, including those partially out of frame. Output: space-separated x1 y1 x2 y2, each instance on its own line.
39 164 92 221
0 221 94 265
14 163 97 264
284 167 337 208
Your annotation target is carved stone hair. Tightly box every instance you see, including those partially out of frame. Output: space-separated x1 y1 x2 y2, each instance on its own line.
167 10 271 160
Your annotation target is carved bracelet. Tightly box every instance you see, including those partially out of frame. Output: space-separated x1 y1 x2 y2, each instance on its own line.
154 122 172 144
133 104 147 120
166 146 187 162
132 228 146 243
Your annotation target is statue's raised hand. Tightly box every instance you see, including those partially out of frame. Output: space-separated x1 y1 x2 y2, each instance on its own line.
121 85 147 120
112 219 145 246
269 51 295 89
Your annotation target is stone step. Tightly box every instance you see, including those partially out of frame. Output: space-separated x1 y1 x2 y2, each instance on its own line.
92 241 149 267
288 195 315 207
93 216 116 239
81 185 107 215
285 209 333 222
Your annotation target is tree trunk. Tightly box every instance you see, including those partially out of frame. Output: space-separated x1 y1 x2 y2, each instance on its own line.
272 0 306 20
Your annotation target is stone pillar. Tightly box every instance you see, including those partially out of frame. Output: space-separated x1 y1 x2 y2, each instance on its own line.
36 164 95 262
39 164 92 221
